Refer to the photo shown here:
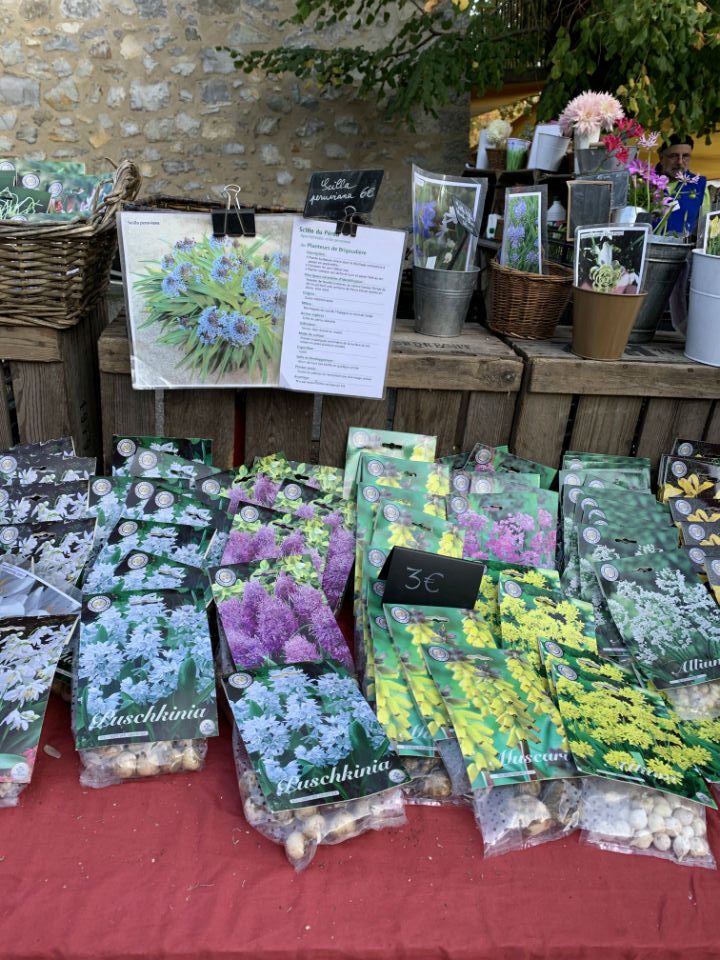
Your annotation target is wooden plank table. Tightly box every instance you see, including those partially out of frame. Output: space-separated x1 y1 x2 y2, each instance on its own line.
98 314 523 470
509 330 720 471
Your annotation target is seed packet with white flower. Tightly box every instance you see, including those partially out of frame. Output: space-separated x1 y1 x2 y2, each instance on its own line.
423 644 576 790
8 437 75 458
659 456 720 503
562 451 651 472
358 452 449 499
124 479 228 532
594 551 720 688
74 589 217 755
224 660 409 813
210 558 353 672
112 435 213 477
0 519 96 589
127 447 220 484
473 561 561 643
93 519 215 575
448 487 558 568
343 428 437 499
552 651 715 808
0 561 80 619
0 481 89 525
0 615 79 807
668 497 720 527
83 549 209 596
0 455 96 486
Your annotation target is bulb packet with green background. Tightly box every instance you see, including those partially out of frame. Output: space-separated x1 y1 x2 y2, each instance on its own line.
343 427 437 499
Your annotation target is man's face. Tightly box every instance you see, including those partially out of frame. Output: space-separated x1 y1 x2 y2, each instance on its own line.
660 144 693 175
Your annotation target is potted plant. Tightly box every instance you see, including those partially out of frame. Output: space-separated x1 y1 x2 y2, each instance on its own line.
483 118 513 170
558 90 624 171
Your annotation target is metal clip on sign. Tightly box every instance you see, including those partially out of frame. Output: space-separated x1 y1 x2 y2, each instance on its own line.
211 184 256 238
335 205 360 238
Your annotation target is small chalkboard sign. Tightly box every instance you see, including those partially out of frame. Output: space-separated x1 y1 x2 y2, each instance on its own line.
567 179 613 239
303 169 384 220
379 546 484 608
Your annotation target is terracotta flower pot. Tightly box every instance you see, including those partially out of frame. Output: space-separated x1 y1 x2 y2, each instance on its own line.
571 286 647 360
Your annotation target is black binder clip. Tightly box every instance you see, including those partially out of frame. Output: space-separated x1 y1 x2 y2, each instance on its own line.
335 205 361 238
212 184 256 238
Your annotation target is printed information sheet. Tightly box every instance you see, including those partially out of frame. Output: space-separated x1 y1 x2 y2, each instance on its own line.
280 219 405 399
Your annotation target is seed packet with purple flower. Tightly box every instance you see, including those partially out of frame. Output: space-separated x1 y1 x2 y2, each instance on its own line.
0 519 96 589
343 427 437 499
112 435 213 477
500 191 543 274
287 462 345 498
211 558 353 671
0 481 89 525
223 659 408 812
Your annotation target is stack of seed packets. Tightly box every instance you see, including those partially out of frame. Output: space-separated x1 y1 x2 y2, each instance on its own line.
0 158 114 222
73 435 225 788
0 437 87 806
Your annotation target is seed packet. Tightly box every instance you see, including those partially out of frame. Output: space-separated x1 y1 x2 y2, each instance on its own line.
384 602 496 743
123 479 228 532
93 518 214 571
449 488 558 568
660 457 720 503
672 439 720 461
594 551 720 687
232 730 406 871
287 461 345 498
223 661 409 812
0 615 79 807
0 454 95 486
563 451 651 470
579 777 715 868
74 590 217 756
83 548 208 596
112 436 213 477
706 557 720 605
128 448 220 483
537 635 629 699
423 644 576 790
210 558 353 671
560 466 651 493
41 171 114 220
359 453 450 498
451 471 540 495
8 437 75 458
551 651 715 806
498 574 597 675
668 497 720 526
0 519 96 589
663 680 720 785
0 481 88 525
465 443 557 490
343 427 437 498
472 778 582 857
0 561 80 618
0 185 51 220
474 562 561 643
680 520 720 548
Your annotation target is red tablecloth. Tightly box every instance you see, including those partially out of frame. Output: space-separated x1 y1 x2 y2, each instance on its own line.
2 695 720 960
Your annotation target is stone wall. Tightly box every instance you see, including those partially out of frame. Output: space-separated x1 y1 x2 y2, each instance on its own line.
0 0 470 225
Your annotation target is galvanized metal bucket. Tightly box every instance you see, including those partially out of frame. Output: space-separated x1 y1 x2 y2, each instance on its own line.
413 265 479 337
629 238 692 343
686 249 720 366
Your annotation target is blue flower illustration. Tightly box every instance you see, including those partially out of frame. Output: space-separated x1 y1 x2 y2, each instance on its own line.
210 255 237 285
174 238 195 252
197 305 222 344
220 312 259 346
241 267 277 299
416 201 437 239
161 269 187 298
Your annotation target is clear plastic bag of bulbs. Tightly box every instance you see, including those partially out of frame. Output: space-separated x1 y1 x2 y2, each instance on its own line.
79 738 207 788
472 778 582 856
401 738 472 807
579 777 716 869
232 729 407 871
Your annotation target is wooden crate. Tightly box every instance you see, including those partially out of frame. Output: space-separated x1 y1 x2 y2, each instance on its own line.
510 331 720 472
0 300 109 457
98 313 523 470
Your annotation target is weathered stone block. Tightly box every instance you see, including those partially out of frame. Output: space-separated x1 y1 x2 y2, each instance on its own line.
129 79 170 110
0 75 40 107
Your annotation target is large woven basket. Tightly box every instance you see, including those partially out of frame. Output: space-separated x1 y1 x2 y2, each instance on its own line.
0 160 141 329
489 259 573 339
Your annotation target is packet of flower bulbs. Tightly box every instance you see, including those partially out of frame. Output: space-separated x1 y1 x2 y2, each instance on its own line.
563 451 652 473
663 680 720 786
231 727 407 871
112 435 213 477
672 439 720 461
83 548 209 596
451 470 540 496
74 589 217 787
464 443 557 490
358 452 450 498
91 518 215 573
123 479 229 534
474 562 561 643
448 487 558 568
6 437 75 458
287 461 344 498
579 777 715 869
127 447 220 484
274 478 355 526
660 456 720 503
551 650 715 807
0 561 81 618
343 427 437 499
680 520 720 549
0 481 89 525
412 165 486 271
593 550 720 688
0 454 96 486
0 615 79 807
210 557 353 672
668 497 720 526
0 519 96 590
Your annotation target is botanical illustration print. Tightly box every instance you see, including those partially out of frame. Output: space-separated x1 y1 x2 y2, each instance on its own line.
424 645 574 790
83 550 207 595
97 519 214 571
343 428 437 498
473 562 561 643
0 520 96 588
211 560 353 671
412 166 484 271
121 211 292 388
0 563 80 618
0 617 78 783
111 435 213 477
128 448 220 484
595 553 720 687
704 210 720 256
553 653 713 806
224 661 407 811
500 192 542 274
75 590 217 749
0 481 88 524
574 225 649 294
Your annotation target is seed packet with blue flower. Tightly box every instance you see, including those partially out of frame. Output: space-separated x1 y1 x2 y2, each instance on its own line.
93 518 215 572
83 548 209 596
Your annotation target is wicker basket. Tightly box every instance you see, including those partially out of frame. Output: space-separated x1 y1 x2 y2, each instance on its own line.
489 259 573 339
485 148 507 171
0 160 141 329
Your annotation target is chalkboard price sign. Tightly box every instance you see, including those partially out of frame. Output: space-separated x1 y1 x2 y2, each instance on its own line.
379 546 485 608
303 169 384 220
